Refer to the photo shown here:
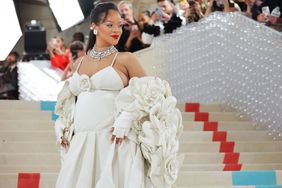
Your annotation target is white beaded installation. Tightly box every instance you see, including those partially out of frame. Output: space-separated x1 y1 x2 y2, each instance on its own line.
152 12 282 138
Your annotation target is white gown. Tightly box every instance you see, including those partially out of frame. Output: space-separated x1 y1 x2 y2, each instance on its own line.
56 53 146 188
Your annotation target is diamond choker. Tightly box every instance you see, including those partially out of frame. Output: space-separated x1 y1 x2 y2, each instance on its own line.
88 45 118 61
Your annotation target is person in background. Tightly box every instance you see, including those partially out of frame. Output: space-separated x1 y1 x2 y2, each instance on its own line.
185 0 204 23
137 10 154 46
61 41 86 81
234 0 248 12
255 0 282 24
72 32 85 43
0 51 20 99
48 36 71 71
142 0 186 40
205 0 241 16
117 1 145 52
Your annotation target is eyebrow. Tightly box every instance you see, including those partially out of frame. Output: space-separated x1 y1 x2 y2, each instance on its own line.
104 20 123 23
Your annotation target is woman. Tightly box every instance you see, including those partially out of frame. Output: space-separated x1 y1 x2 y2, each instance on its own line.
56 2 147 188
48 36 70 71
61 41 86 81
56 2 182 188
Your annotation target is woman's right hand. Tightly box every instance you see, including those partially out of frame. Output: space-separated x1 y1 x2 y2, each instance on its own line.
61 127 70 149
61 136 69 149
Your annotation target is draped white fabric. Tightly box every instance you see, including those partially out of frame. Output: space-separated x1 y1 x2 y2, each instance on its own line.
55 76 182 188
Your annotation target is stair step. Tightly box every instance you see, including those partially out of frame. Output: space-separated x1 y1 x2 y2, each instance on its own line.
181 164 282 171
182 112 249 121
0 120 53 131
0 173 18 188
0 153 60 165
0 165 60 173
0 111 52 120
3 152 280 165
1 152 280 167
0 172 281 188
0 142 58 153
175 186 282 188
183 121 257 131
180 131 273 141
181 152 282 164
177 103 227 112
0 131 56 141
180 141 282 152
0 100 39 110
0 120 54 126
2 141 280 153
0 173 58 188
176 171 282 186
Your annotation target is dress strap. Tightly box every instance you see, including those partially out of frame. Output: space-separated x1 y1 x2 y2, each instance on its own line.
110 53 119 67
75 56 85 72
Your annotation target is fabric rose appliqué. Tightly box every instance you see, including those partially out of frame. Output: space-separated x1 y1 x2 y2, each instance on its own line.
131 77 168 113
79 75 92 92
164 156 179 186
113 76 183 188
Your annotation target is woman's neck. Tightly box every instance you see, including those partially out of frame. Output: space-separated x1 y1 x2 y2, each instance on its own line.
94 41 113 51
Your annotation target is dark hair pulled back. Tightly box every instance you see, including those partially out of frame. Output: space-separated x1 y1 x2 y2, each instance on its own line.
86 2 119 52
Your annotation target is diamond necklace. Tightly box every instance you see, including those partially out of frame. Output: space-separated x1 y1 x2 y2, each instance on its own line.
88 45 118 61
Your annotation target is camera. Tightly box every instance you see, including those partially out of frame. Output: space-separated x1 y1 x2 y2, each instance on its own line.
155 7 163 17
121 13 126 19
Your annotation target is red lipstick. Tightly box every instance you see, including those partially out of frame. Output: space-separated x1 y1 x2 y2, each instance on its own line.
111 35 120 39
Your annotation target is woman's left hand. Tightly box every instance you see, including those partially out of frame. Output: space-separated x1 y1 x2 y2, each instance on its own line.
110 127 127 144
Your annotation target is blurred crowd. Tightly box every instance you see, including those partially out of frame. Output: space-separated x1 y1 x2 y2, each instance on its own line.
1 0 281 100
0 52 20 99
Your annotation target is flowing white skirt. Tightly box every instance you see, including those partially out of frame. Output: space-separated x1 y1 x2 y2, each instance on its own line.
55 91 146 188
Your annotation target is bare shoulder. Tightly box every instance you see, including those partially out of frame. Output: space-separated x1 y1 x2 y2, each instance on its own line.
72 55 90 70
116 52 147 78
116 52 139 65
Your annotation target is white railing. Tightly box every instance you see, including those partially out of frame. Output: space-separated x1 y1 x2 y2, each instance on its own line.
149 12 282 138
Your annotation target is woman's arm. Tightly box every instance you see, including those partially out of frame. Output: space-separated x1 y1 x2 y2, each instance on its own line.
123 52 147 78
61 63 73 81
111 52 147 144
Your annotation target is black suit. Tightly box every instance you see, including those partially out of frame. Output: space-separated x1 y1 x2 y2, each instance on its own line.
0 65 19 99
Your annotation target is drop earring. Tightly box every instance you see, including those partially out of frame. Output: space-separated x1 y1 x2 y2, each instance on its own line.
93 29 97 35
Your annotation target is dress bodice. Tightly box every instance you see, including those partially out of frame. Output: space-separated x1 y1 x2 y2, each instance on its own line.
68 53 124 96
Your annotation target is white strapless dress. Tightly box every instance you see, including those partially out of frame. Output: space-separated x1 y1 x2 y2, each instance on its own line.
56 55 146 188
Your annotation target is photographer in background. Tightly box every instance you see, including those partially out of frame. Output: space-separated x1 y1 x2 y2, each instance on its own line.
0 51 20 99
141 0 186 45
61 41 85 81
205 0 241 16
255 0 282 25
117 1 145 52
185 0 204 23
47 36 70 71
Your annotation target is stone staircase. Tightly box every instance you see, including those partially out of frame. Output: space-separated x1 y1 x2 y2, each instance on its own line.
0 100 281 187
